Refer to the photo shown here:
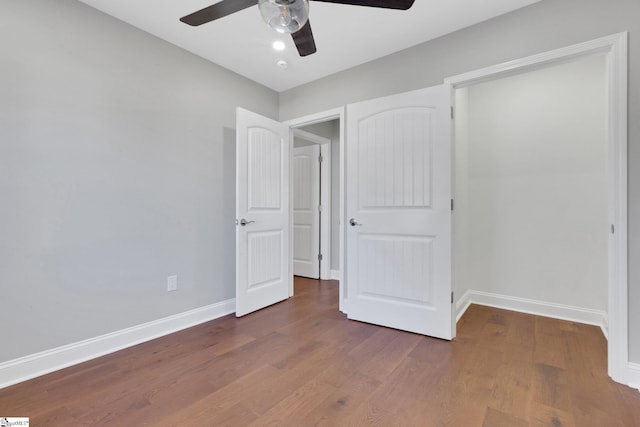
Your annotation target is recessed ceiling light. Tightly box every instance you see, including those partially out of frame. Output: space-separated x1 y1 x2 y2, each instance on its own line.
276 60 288 69
272 41 286 51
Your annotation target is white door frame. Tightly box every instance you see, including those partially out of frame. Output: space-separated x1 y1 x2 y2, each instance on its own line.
293 128 332 280
445 32 628 384
285 108 346 312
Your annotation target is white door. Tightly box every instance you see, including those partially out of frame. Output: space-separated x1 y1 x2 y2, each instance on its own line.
293 144 321 279
345 85 454 339
236 108 290 317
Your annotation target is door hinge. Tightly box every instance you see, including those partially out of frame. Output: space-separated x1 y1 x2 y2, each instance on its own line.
611 224 615 234
451 106 454 119
451 291 454 304
318 254 323 261
318 204 323 213
319 154 323 163
451 199 454 211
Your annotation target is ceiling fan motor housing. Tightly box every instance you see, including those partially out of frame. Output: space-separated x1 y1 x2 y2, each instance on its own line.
258 0 310 34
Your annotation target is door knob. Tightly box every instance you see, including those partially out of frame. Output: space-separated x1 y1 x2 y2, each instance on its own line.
349 218 362 227
239 219 255 226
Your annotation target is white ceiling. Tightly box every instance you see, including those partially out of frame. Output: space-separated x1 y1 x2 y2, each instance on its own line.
78 0 541 92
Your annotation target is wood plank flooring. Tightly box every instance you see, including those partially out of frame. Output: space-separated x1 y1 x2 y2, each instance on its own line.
1 277 639 426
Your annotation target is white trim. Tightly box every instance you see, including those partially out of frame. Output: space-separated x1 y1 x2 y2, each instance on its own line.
628 363 640 391
285 107 346 313
330 269 340 281
319 143 332 280
456 290 608 338
605 32 629 385
445 33 626 88
455 290 472 323
293 128 331 145
446 32 628 385
284 107 344 129
338 113 345 312
0 299 235 389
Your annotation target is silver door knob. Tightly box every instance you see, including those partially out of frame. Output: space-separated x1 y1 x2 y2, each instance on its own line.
349 218 362 227
239 219 255 226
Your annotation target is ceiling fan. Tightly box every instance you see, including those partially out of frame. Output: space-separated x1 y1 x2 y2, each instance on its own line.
180 0 416 57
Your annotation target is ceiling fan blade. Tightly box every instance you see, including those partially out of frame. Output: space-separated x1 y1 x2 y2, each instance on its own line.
291 20 317 57
180 0 257 26
311 0 415 10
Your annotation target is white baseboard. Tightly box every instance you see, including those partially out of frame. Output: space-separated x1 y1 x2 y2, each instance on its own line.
628 363 640 391
0 298 235 389
330 269 340 281
455 291 473 322
455 290 608 338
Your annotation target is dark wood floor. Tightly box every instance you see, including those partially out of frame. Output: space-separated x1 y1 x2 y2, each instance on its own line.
1 278 639 426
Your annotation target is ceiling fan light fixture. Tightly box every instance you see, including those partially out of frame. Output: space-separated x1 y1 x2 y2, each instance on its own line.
258 0 309 34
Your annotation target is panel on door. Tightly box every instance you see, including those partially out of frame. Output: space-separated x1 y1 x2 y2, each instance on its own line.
293 144 320 278
236 108 290 317
345 85 454 339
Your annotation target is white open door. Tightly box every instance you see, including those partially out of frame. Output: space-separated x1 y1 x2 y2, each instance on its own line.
293 144 321 279
345 85 454 339
236 108 290 317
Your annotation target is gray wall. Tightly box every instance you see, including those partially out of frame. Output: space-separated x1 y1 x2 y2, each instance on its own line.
279 0 640 362
0 0 278 362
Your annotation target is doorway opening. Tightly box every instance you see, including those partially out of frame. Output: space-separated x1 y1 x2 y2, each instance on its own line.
454 52 608 334
292 128 332 280
446 32 628 383
286 109 345 311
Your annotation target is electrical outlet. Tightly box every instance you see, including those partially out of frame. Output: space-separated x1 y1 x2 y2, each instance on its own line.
167 275 178 292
